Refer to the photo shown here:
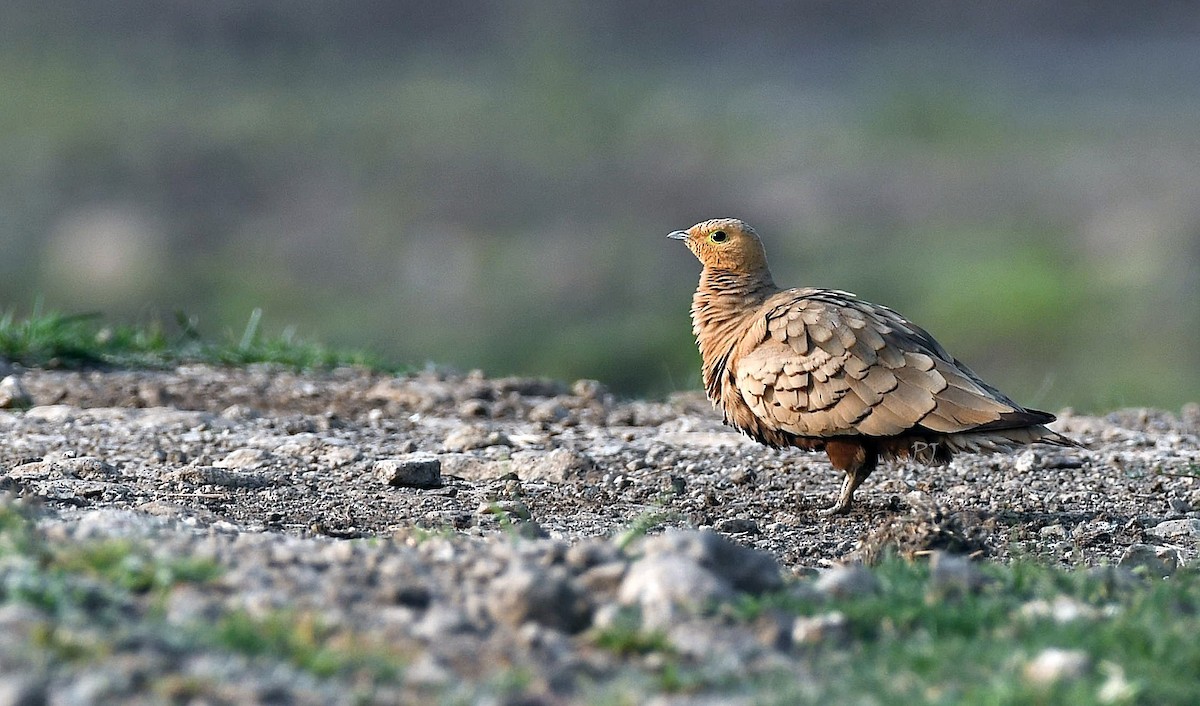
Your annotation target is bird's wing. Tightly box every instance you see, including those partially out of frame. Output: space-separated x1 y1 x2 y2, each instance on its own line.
730 289 1049 438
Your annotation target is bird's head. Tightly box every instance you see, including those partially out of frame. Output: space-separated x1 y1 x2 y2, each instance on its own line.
667 218 770 274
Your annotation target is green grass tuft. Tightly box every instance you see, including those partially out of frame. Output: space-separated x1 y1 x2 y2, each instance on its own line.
210 609 404 681
591 609 673 657
0 305 398 373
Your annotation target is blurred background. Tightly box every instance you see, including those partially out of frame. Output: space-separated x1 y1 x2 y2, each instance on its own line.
3 1 1198 412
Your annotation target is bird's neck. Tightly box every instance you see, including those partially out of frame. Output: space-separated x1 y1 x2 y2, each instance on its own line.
691 267 778 394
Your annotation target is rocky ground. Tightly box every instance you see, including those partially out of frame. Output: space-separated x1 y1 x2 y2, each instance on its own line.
0 362 1198 704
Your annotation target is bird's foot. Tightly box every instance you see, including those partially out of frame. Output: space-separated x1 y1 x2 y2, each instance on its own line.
817 472 859 516
818 498 853 516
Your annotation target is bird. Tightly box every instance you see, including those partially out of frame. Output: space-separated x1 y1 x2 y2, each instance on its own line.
668 217 1079 515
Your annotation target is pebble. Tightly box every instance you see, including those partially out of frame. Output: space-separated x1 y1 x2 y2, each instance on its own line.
638 529 783 594
814 564 880 599
0 675 47 706
618 554 733 630
791 611 849 646
1146 518 1200 542
509 448 597 482
528 400 569 423
1117 543 1181 578
173 465 271 488
1018 596 1102 623
374 454 443 488
927 552 988 599
214 447 273 470
485 565 590 633
1023 648 1090 687
442 425 511 452
0 375 31 409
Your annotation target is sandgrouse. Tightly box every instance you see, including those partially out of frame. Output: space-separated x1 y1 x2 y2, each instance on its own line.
669 218 1077 515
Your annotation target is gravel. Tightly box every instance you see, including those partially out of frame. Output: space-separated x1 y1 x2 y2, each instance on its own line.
0 362 1198 702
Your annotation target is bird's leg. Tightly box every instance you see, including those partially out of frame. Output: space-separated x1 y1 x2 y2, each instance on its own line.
819 440 878 515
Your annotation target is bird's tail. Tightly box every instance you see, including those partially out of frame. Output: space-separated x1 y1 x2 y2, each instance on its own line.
943 425 1083 455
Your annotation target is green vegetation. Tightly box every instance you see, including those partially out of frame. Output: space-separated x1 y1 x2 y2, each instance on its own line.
0 306 395 372
614 509 680 551
0 499 407 686
590 609 673 657
729 557 1198 704
210 609 405 681
0 499 220 614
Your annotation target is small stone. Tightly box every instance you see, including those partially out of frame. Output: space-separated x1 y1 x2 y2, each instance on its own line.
486 565 591 633
927 552 987 599
1117 543 1180 578
814 564 880 599
1023 648 1090 687
57 457 119 480
528 400 569 423
1146 518 1200 541
1039 524 1067 538
478 500 531 521
1018 596 1100 623
791 611 849 645
510 448 597 483
715 517 759 534
213 447 272 470
0 674 48 706
0 375 31 409
442 425 510 452
576 562 627 597
318 444 362 468
375 455 442 488
173 466 271 488
638 529 782 594
1167 497 1192 515
437 453 507 481
618 554 732 630
23 404 77 423
1097 662 1136 704
571 379 607 400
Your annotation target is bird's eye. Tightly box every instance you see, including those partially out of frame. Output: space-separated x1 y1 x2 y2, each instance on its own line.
710 231 728 243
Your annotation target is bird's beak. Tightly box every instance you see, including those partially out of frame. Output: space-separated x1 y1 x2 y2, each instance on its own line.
666 230 689 241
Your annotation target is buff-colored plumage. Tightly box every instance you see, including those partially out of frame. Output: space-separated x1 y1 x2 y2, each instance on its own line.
669 218 1078 514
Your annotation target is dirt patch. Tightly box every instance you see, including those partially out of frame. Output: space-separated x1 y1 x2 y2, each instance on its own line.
6 364 1198 567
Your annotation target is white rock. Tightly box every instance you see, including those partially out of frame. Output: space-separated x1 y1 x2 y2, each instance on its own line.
1024 648 1090 686
214 447 272 470
814 565 880 599
618 555 732 630
23 404 78 423
638 529 782 594
0 375 31 409
1019 596 1100 623
791 611 849 645
1147 518 1200 541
